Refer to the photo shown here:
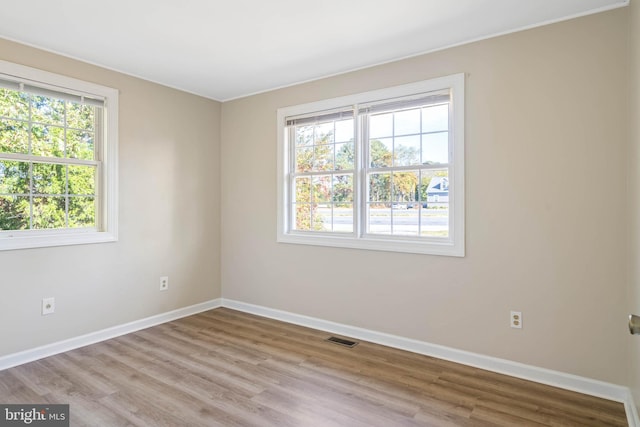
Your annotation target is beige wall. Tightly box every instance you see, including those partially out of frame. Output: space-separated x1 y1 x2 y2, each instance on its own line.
222 9 630 385
629 0 640 408
0 39 222 356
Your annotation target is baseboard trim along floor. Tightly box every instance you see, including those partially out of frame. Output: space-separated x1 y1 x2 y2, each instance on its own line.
0 297 637 426
222 298 639 427
0 299 222 371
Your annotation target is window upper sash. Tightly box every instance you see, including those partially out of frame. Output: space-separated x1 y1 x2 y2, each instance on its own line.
0 76 105 107
285 90 449 127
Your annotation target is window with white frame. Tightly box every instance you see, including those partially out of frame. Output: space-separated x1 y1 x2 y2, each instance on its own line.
0 60 118 250
277 74 464 256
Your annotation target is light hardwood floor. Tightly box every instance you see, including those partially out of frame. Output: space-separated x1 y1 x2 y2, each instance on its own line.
0 308 628 426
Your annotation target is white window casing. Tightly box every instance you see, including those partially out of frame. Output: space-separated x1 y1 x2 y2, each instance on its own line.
277 73 464 256
0 60 118 250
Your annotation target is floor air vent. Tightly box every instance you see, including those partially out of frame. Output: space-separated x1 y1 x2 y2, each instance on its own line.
326 336 358 347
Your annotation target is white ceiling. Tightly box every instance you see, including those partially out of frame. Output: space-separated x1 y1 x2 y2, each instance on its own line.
0 0 628 101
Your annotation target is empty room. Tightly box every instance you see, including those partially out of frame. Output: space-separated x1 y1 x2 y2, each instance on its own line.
1 0 640 425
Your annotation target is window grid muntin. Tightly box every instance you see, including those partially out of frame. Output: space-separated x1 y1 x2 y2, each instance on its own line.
286 95 452 239
289 114 356 234
365 170 445 237
0 87 101 231
363 99 451 239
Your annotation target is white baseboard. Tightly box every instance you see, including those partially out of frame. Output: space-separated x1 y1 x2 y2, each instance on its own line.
0 298 221 371
628 390 640 427
1 296 637 426
222 298 639 427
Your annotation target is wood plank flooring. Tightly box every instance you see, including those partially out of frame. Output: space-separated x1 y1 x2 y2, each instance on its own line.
0 308 628 426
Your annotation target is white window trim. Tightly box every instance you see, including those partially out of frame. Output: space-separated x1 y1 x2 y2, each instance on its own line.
0 60 118 251
277 73 464 256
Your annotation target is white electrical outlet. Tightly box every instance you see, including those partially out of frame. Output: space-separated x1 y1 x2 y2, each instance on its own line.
160 276 169 291
42 297 55 315
510 311 522 329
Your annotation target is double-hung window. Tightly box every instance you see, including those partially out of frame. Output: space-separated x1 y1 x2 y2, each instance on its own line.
0 60 118 250
277 74 464 256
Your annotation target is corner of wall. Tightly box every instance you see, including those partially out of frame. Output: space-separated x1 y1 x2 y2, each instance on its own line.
629 0 640 411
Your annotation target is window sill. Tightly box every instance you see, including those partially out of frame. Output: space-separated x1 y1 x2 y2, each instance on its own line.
0 229 117 251
277 232 464 257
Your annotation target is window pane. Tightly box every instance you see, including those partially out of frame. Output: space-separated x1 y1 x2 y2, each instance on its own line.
333 174 353 203
66 102 95 131
292 116 357 235
334 119 353 143
32 163 65 195
394 109 420 135
296 125 313 146
294 204 311 231
68 165 96 196
394 135 420 166
421 204 449 237
31 124 65 157
393 171 418 203
393 206 419 236
418 173 431 204
335 142 354 170
369 172 391 202
421 169 449 206
0 119 29 154
312 175 331 203
370 113 393 138
32 196 66 229
295 177 311 203
422 132 449 165
67 129 94 160
0 89 29 120
69 196 95 228
310 204 325 231
31 95 65 126
314 122 334 144
422 104 448 132
315 205 332 232
368 203 391 234
0 195 29 230
313 145 333 171
0 160 29 194
417 169 449 237
333 203 353 233
295 146 313 172
369 138 392 168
